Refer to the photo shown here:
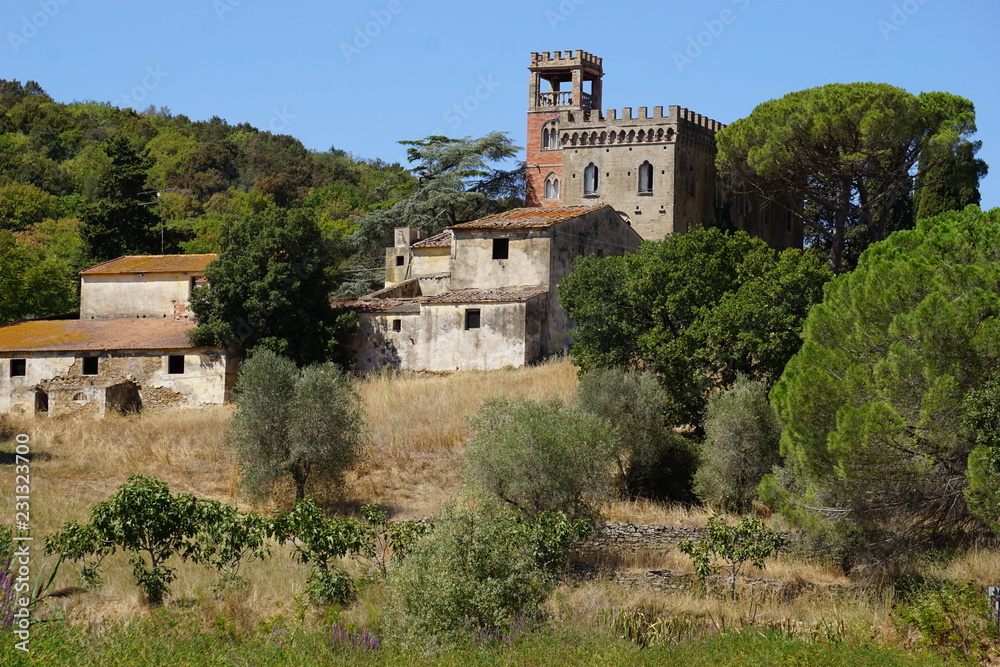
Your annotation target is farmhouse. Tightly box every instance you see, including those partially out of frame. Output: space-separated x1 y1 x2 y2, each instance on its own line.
338 204 642 372
0 255 236 417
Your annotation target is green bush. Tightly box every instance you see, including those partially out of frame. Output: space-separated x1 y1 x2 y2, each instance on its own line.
227 349 367 502
694 375 781 512
381 497 577 649
464 396 616 519
577 367 697 501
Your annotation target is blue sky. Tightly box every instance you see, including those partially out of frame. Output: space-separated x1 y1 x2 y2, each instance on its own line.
5 0 998 208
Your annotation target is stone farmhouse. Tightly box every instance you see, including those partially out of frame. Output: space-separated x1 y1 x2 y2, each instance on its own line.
338 204 642 372
0 255 236 417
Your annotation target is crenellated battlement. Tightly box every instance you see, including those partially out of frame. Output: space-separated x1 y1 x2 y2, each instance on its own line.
530 50 603 72
555 105 724 133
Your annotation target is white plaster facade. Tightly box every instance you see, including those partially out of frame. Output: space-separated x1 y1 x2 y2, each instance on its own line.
340 205 641 372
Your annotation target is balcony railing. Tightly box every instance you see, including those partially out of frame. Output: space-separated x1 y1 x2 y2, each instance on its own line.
537 91 594 110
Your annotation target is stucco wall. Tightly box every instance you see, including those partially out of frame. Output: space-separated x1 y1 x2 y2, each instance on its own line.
384 247 451 289
449 230 551 291
1 350 233 416
80 273 196 319
351 298 543 373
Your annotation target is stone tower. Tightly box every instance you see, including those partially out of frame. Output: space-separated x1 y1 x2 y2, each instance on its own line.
525 50 801 248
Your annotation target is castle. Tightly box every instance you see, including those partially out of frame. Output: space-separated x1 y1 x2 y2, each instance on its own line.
524 50 799 247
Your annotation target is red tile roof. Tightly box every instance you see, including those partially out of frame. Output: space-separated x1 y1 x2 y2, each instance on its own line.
80 254 218 275
411 230 452 248
418 287 548 304
0 319 205 353
449 205 611 231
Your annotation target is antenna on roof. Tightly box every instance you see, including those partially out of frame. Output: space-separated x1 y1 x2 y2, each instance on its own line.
138 188 178 254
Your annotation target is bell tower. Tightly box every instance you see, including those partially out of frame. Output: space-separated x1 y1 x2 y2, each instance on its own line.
526 51 604 207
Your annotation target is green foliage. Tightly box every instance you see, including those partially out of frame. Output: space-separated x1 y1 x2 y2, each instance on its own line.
226 349 367 502
464 396 617 519
354 504 430 580
191 501 271 592
577 367 697 501
717 82 981 272
271 498 365 605
381 497 568 649
80 132 160 261
0 183 58 231
914 140 989 221
342 132 523 296
678 516 784 599
694 375 782 512
45 475 203 605
0 228 79 323
767 206 1000 550
560 228 830 429
895 580 992 657
188 207 351 365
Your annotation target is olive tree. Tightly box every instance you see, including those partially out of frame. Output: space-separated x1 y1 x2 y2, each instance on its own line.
228 349 367 502
464 396 616 519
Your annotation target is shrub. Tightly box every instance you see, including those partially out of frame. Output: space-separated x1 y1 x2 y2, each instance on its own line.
381 497 575 648
227 348 367 502
678 515 784 599
577 367 697 501
464 396 616 519
694 375 781 512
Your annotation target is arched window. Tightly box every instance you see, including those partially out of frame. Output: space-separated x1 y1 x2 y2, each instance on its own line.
542 125 558 149
583 163 599 196
544 174 560 200
638 161 653 194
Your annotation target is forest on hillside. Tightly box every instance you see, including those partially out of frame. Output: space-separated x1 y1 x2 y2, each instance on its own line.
0 79 524 323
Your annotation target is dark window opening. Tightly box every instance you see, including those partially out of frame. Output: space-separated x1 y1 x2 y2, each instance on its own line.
392 319 402 332
168 355 185 374
638 161 654 194
465 309 481 330
82 356 99 376
492 238 509 260
396 255 405 266
34 390 48 414
10 359 26 377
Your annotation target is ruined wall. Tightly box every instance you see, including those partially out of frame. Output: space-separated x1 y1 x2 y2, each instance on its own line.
449 230 551 291
1 349 232 416
80 273 196 320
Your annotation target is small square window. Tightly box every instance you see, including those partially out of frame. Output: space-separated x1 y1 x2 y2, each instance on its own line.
168 355 185 374
465 309 481 330
396 255 405 266
492 238 509 260
392 319 402 332
10 359 26 377
82 357 99 376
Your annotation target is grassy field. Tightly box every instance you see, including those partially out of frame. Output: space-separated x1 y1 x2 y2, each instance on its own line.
0 357 995 663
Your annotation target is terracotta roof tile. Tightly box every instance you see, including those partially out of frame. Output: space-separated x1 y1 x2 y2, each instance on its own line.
411 230 452 248
419 287 548 304
330 298 419 314
449 205 611 231
0 319 205 353
80 254 218 275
